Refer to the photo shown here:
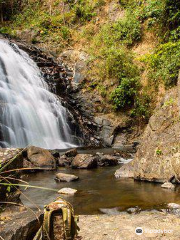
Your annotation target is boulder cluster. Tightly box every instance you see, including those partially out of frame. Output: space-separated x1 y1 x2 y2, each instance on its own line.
22 146 120 171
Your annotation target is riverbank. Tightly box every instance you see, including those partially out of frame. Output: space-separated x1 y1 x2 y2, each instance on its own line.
78 212 180 240
1 208 180 240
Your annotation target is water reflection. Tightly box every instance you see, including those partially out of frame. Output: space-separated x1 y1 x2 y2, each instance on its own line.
21 166 180 215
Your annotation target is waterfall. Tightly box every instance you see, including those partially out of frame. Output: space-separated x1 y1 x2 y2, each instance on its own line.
0 39 76 149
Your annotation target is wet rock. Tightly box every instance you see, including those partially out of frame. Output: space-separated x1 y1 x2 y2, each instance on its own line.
55 173 79 182
71 154 98 169
167 203 180 209
115 164 134 178
161 182 175 190
58 188 77 195
24 146 56 170
65 148 77 157
58 155 72 167
97 154 118 167
99 207 120 215
50 150 60 158
127 206 141 214
166 203 180 216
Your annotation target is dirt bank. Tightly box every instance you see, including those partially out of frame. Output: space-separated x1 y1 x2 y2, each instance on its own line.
78 212 180 240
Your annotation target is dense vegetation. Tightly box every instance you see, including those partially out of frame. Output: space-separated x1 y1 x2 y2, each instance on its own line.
1 0 180 123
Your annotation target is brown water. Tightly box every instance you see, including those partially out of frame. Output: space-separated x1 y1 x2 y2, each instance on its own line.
21 166 180 215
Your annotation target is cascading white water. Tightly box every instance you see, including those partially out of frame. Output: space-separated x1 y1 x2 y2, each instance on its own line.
0 39 76 149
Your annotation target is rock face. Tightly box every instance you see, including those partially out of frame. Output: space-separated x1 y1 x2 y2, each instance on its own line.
71 154 98 169
55 173 79 182
24 146 56 170
127 79 180 183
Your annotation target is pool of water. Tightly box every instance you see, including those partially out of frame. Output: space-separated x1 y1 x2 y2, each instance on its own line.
21 165 180 215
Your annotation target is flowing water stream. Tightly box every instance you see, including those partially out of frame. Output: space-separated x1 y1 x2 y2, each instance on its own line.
0 40 75 149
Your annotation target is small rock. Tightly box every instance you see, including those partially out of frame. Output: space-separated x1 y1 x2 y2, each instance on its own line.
99 207 120 215
71 154 98 169
58 188 77 195
55 173 79 182
65 148 77 158
167 203 180 209
127 206 141 214
161 182 175 190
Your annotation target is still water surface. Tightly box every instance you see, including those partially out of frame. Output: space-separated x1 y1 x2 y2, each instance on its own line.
21 166 180 215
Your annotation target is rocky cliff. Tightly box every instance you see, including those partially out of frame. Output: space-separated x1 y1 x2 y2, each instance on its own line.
118 73 180 183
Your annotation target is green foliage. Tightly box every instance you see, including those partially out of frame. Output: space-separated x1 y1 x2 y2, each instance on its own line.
163 97 175 107
156 148 162 156
97 11 142 47
112 12 142 45
119 0 139 8
73 3 96 22
68 0 104 23
101 47 139 80
163 0 180 33
142 0 164 28
130 93 151 121
111 77 140 110
143 41 180 87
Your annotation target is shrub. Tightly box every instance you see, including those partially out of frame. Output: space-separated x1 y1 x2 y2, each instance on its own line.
101 47 139 80
110 77 141 110
112 12 142 45
143 41 180 88
98 11 142 47
130 93 151 122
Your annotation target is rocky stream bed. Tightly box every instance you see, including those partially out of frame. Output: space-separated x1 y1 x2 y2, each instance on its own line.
1 147 180 239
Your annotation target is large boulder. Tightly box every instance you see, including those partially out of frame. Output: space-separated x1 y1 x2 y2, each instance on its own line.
24 146 56 170
128 75 180 182
71 154 98 169
0 207 43 240
55 173 79 182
